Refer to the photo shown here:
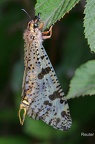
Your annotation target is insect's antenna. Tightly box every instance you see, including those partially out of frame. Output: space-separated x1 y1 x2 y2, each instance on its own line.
34 12 41 22
38 12 41 20
21 9 31 20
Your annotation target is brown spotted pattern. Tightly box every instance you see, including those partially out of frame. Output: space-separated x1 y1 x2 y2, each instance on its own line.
19 20 72 131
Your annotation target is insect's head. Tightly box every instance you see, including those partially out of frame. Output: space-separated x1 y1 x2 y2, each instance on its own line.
27 13 41 31
21 9 41 31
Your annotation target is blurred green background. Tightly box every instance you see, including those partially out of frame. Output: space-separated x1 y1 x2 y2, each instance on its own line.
0 0 95 144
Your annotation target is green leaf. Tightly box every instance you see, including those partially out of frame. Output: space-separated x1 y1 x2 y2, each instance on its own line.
35 0 80 30
66 60 95 99
84 0 95 52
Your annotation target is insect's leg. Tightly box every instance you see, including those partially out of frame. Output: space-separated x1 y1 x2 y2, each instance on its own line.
42 26 52 39
42 30 50 35
38 22 44 30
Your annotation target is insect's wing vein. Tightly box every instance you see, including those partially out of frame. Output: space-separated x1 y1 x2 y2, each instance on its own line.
25 44 72 130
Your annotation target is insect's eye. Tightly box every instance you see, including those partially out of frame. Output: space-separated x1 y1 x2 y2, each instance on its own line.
34 23 38 28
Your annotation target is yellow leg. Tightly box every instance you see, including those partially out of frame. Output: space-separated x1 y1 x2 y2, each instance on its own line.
42 26 52 39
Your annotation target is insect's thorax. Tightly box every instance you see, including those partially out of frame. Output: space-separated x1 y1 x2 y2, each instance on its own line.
23 28 43 45
23 27 43 69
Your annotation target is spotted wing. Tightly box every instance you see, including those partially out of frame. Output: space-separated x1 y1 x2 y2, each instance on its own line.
25 42 72 131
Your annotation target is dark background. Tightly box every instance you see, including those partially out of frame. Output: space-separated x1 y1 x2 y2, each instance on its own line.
0 0 95 144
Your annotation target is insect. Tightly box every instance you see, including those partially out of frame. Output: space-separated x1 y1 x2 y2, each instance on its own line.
18 12 72 131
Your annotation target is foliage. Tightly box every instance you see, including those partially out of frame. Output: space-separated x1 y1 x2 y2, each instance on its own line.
67 60 95 99
0 0 95 144
84 0 95 52
35 0 80 30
